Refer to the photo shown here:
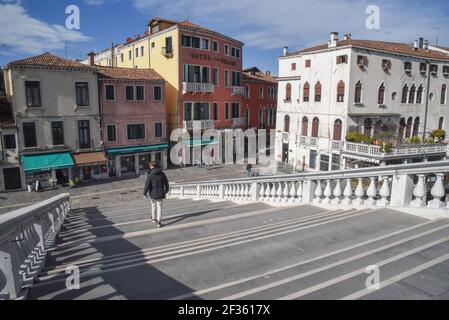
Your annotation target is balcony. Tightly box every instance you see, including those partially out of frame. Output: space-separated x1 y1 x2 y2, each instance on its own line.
231 86 245 96
231 117 245 127
182 82 214 95
183 120 215 131
162 46 173 58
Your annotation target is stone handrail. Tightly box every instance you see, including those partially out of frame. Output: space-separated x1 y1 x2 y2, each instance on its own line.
0 193 70 300
169 160 449 214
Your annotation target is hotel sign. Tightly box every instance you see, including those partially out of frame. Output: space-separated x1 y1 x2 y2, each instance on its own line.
190 53 237 66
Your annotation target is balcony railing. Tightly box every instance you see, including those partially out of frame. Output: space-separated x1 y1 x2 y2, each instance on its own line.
231 117 246 127
183 120 215 130
182 82 214 95
231 86 245 96
162 46 173 58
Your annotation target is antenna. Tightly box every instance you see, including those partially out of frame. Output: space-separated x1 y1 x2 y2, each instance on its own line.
433 27 440 45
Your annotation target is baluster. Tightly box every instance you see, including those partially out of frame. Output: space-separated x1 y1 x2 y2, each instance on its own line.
322 180 332 204
377 176 390 207
244 184 250 199
289 182 297 203
428 173 446 208
365 177 377 206
354 178 365 205
271 182 277 201
259 183 266 201
411 174 427 207
331 179 342 205
313 180 323 204
282 182 289 202
264 183 271 201
296 181 303 203
343 178 353 205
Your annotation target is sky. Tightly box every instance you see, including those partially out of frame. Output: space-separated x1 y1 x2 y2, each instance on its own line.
1 0 449 75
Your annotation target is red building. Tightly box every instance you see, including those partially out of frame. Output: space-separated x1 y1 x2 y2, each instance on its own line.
242 67 278 130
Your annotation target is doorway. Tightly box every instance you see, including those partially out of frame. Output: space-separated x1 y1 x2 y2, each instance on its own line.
3 167 22 190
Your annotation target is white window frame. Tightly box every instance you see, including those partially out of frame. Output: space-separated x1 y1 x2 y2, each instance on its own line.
126 123 146 141
125 85 135 101
106 124 117 142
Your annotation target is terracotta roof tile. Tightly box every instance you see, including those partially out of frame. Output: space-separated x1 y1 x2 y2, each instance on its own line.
8 52 94 69
286 39 449 61
243 68 277 83
95 66 164 81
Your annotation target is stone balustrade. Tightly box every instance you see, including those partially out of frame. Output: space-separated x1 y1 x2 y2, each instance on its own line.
0 194 70 300
170 160 449 214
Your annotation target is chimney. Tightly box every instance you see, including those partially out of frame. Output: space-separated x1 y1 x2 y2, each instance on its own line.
283 46 289 56
87 51 95 66
111 43 115 67
424 40 429 50
329 32 339 48
418 37 424 49
344 33 351 40
413 40 419 50
265 71 271 76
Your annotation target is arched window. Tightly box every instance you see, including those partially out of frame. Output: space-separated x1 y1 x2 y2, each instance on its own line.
284 115 290 132
355 81 362 103
333 119 343 141
413 117 420 136
302 117 309 136
285 83 292 101
245 85 250 99
416 85 423 104
315 81 322 102
402 84 409 103
378 83 385 105
311 117 319 137
303 82 310 102
408 84 416 104
259 87 264 99
441 84 447 104
364 119 373 137
439 117 444 129
337 80 345 102
399 118 406 140
405 117 413 138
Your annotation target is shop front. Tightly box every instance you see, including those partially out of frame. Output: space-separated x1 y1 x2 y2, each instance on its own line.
106 144 169 177
21 152 74 189
72 151 109 183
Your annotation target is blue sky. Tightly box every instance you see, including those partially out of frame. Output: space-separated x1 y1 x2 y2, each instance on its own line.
1 0 449 75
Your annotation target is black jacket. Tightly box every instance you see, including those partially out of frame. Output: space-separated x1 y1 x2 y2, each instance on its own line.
143 168 170 200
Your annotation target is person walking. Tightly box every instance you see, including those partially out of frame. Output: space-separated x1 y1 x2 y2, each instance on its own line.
143 161 170 228
246 163 253 177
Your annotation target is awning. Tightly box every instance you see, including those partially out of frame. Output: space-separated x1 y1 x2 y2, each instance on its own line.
107 143 168 156
72 151 108 165
183 138 219 146
22 152 74 173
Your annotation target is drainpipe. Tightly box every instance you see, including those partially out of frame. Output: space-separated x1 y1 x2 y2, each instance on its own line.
422 60 431 141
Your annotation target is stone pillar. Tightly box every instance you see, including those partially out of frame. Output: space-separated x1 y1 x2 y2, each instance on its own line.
162 150 168 170
0 241 21 300
135 154 140 175
116 156 121 177
302 179 317 204
251 182 260 202
390 174 414 207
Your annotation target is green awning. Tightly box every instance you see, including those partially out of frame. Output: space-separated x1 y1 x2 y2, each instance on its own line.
107 144 168 156
183 138 219 146
21 152 74 173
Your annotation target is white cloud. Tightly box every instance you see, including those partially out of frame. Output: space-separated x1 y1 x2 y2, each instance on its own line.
85 0 106 5
131 0 449 51
0 3 91 55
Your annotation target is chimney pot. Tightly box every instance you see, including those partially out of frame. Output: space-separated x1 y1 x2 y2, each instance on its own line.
87 51 95 66
283 46 288 56
329 32 339 48
344 33 351 40
419 37 424 49
265 71 271 76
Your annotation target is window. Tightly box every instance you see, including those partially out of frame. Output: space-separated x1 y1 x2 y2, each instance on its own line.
259 87 264 99
305 59 311 68
181 35 191 47
413 117 420 136
441 84 447 104
337 55 348 64
155 123 163 138
333 119 343 141
136 85 145 101
201 39 209 50
382 59 391 72
224 45 229 56
127 124 145 140
23 122 37 148
231 47 240 58
399 118 406 139
420 63 427 74
224 70 229 87
245 86 250 98
430 64 438 75
438 117 444 129
401 84 409 103
213 41 218 52
121 53 124 63
129 50 132 60
4 134 16 149
153 86 162 101
184 65 210 83
378 83 385 105
355 81 362 103
364 119 373 137
135 48 139 57
75 82 89 106
406 117 413 138
337 80 345 102
408 84 416 104
309 150 317 169
315 81 321 102
311 117 319 137
303 82 310 102
443 66 449 76
302 117 308 136
51 121 64 146
231 71 241 87
25 81 41 107
283 115 290 133
285 83 291 101
404 61 412 73
184 103 192 121
291 63 296 70
164 37 173 54
141 46 144 57
231 103 240 118
213 103 219 120
416 85 423 104
105 84 115 101
107 125 116 142
357 55 368 68
78 120 91 149
225 103 229 120
125 85 134 101
213 68 219 86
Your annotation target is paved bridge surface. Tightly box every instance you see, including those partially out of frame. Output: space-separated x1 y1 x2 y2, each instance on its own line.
28 198 449 300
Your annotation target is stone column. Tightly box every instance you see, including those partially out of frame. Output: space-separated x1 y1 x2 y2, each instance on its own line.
302 179 317 204
390 174 414 207
162 150 168 170
116 156 121 178
135 154 140 175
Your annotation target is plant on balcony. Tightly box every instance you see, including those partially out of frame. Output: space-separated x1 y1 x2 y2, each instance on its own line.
430 129 446 143
406 136 422 144
346 131 373 144
379 142 393 153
